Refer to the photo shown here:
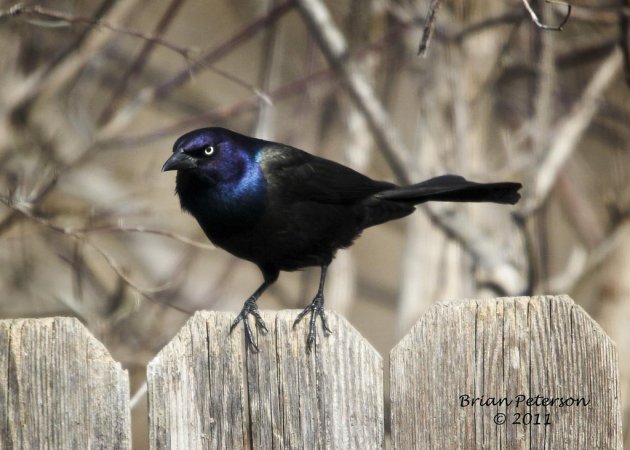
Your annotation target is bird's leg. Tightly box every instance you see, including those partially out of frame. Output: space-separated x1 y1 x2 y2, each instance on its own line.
230 279 271 352
293 264 333 351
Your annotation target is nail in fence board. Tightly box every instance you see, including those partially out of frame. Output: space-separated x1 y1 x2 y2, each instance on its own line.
147 310 383 449
0 317 131 449
390 295 621 449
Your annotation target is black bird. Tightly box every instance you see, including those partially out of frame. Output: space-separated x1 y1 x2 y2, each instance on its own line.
162 127 521 351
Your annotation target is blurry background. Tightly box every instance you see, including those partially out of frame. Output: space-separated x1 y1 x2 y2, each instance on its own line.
0 0 628 447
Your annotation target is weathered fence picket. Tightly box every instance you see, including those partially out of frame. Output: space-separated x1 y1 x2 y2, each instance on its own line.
0 317 130 449
390 295 622 449
0 296 622 449
147 310 383 449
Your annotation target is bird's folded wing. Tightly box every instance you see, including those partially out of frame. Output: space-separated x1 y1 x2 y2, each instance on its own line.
261 145 395 204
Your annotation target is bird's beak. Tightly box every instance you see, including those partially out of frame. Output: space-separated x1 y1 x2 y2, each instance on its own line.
162 152 196 172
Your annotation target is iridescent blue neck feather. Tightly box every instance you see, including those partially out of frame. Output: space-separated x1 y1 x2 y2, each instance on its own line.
176 146 266 236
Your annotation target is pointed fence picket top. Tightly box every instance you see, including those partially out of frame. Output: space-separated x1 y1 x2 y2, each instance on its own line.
147 310 384 449
0 317 131 449
390 295 622 449
0 296 622 448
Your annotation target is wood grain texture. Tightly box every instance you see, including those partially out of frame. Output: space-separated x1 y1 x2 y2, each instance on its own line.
147 310 383 449
0 317 130 449
390 295 622 449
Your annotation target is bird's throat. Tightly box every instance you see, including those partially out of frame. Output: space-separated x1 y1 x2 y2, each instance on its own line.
175 166 267 236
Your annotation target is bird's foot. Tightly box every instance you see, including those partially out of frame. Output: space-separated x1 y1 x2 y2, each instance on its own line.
230 297 268 352
293 294 332 352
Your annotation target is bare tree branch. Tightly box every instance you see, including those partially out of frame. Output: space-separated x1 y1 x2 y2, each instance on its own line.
548 218 628 293
451 12 525 42
294 0 526 295
254 0 281 140
3 4 196 60
0 195 193 314
150 0 294 102
521 0 572 31
295 0 410 183
97 9 538 151
0 0 140 150
620 0 630 89
96 1 292 141
97 67 331 149
417 0 441 56
73 225 216 251
521 48 623 216
98 0 187 125
129 382 148 410
40 0 118 78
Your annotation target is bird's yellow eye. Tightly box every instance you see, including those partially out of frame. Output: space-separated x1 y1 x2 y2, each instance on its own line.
204 146 215 156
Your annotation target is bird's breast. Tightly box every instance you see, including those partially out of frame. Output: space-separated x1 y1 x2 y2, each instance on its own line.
176 167 267 239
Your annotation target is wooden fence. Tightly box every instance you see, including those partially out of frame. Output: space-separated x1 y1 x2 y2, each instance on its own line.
0 295 622 449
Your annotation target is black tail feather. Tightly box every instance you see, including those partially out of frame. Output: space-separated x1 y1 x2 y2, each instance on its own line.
376 175 522 205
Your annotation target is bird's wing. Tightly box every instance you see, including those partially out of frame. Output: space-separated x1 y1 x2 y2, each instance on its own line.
260 144 395 204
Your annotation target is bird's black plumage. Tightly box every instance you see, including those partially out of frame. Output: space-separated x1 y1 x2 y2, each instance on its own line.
162 127 522 351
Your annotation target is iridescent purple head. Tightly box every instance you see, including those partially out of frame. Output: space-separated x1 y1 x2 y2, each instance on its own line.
162 127 261 186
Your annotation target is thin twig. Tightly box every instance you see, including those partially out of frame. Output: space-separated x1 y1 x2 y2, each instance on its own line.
98 0 187 125
0 195 214 249
547 219 628 293
0 195 193 315
72 225 216 250
96 1 292 141
0 0 280 237
530 4 558 293
98 67 331 149
417 0 441 56
294 0 526 295
295 0 410 183
556 172 605 248
3 4 197 59
5 2 270 140
130 382 148 410
150 0 294 101
452 11 525 42
41 0 118 78
619 0 630 89
521 0 572 31
520 48 622 216
532 0 557 169
0 0 142 157
8 1 272 127
70 225 216 250
98 12 533 150
254 0 280 139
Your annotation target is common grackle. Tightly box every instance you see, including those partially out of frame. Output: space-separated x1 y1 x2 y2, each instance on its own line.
162 127 521 351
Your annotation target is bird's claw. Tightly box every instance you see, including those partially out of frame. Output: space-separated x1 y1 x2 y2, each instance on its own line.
293 294 332 352
231 298 268 352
